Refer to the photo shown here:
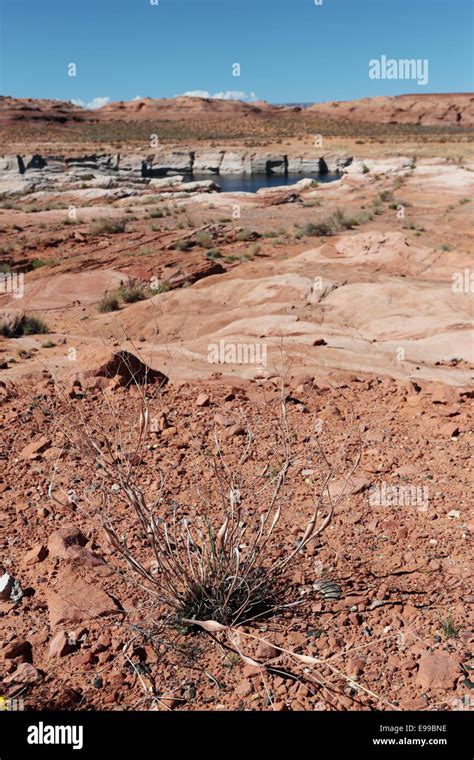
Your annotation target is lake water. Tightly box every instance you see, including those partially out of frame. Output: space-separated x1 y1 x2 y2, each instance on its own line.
191 172 341 193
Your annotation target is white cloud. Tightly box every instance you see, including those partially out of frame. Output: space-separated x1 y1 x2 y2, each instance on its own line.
180 90 212 99
178 90 257 102
71 96 111 110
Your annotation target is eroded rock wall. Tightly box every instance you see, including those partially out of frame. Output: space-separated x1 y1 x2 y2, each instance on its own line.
1 150 352 179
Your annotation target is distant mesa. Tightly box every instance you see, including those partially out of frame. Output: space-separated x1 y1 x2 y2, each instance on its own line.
306 93 474 127
0 93 472 127
95 95 284 121
0 96 89 125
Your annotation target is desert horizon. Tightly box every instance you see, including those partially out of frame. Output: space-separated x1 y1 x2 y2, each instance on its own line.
0 0 472 753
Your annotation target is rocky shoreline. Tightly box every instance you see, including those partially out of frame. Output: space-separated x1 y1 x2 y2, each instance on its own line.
1 149 352 186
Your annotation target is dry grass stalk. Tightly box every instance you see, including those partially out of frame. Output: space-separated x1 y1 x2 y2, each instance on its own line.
48 352 361 629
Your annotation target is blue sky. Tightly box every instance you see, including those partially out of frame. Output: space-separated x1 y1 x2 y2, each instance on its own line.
0 0 472 105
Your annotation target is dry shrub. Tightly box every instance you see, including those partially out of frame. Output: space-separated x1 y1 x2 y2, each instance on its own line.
45 351 411 710
49 356 362 631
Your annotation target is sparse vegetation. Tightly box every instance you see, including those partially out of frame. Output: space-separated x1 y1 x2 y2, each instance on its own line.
4 109 470 147
31 258 54 269
195 230 214 248
344 211 374 226
150 280 171 294
440 612 459 639
118 280 147 303
90 218 127 235
0 313 49 338
53 393 361 629
304 209 355 237
236 228 258 242
97 294 120 313
174 239 192 251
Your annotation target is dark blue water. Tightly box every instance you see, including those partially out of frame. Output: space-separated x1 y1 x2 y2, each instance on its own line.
191 172 340 193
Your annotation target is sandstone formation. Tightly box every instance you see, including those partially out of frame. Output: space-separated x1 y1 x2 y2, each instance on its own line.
2 93 472 129
0 96 89 125
307 93 474 127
